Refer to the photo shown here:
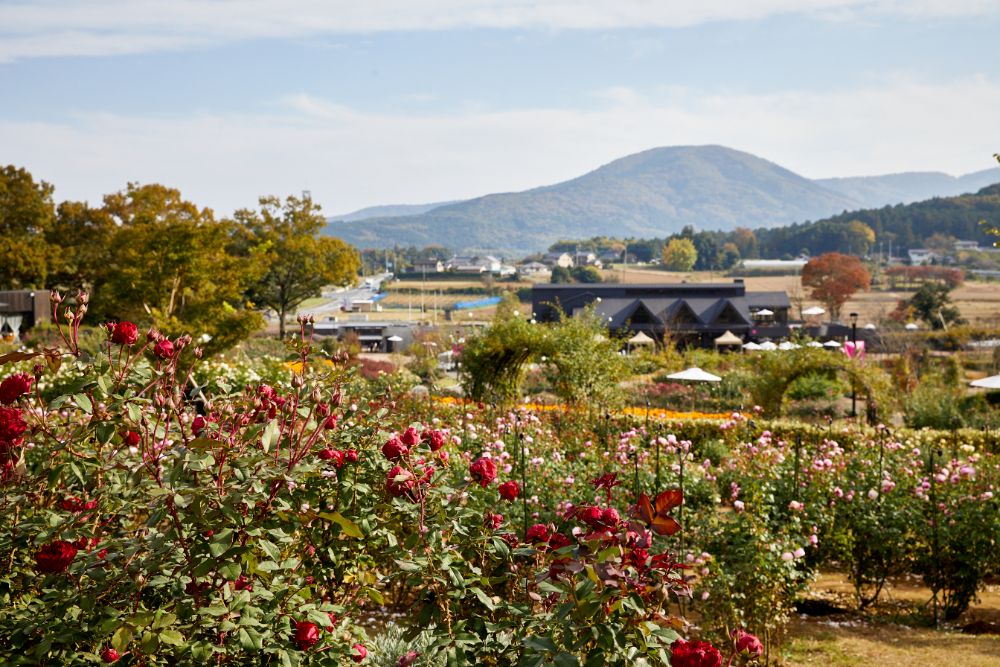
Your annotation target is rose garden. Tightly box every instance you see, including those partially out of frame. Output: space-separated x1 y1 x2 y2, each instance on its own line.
1 292 999 666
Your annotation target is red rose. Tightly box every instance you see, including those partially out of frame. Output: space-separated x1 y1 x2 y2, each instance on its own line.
344 449 359 463
318 448 344 467
35 540 78 573
0 373 33 405
294 621 320 650
600 507 621 528
548 532 573 550
61 497 97 512
577 505 603 528
386 465 415 498
469 457 497 487
326 613 338 632
108 321 139 346
498 480 520 501
499 533 519 548
192 416 207 435
526 523 549 543
0 406 28 443
352 643 367 663
122 430 141 447
382 437 409 461
153 339 175 360
423 429 446 451
234 574 254 591
670 639 722 667
733 629 763 657
400 426 420 447
484 512 503 530
100 647 121 663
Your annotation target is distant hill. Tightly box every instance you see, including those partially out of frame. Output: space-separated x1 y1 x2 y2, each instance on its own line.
816 168 1000 208
755 183 1000 258
324 145 1000 254
330 200 458 222
325 145 861 254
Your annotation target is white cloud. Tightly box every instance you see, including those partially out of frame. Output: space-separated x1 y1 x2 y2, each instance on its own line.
2 77 998 217
0 0 996 61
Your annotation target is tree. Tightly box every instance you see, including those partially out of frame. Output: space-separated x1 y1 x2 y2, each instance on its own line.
94 183 265 352
545 307 628 407
801 252 871 320
662 238 698 272
45 201 115 291
239 195 360 339
550 266 572 284
0 165 56 288
909 283 965 330
571 265 603 283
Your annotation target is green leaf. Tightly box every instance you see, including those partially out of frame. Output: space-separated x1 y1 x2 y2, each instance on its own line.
258 539 281 560
153 612 177 629
523 636 558 653
261 419 280 453
553 654 581 667
319 511 363 538
159 629 184 646
74 393 93 414
239 628 264 650
471 587 496 611
111 626 133 653
365 587 385 605
394 559 422 572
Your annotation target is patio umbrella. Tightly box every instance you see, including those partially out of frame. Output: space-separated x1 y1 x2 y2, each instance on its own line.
806 341 824 348
754 309 774 316
802 306 826 316
971 375 1000 389
905 323 919 331
666 367 722 383
742 341 762 351
387 335 403 342
778 341 800 350
758 341 778 351
823 340 842 348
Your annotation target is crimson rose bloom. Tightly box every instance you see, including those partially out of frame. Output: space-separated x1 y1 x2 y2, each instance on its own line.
0 406 28 442
397 651 420 667
548 532 573 550
600 507 621 527
498 480 520 501
318 448 344 467
123 430 141 447
577 505 603 528
35 540 78 573
400 426 420 447
423 429 446 451
526 523 550 543
382 437 409 461
0 373 33 405
484 512 503 530
100 647 121 663
153 338 175 359
386 465 416 498
192 416 207 435
108 320 139 346
469 457 497 487
344 449 359 463
670 639 722 667
294 621 320 650
733 629 763 657
352 643 368 663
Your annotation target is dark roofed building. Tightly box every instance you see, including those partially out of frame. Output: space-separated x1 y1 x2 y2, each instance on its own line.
532 280 790 347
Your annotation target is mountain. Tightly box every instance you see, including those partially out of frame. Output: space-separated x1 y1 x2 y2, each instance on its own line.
331 200 458 222
816 168 1000 208
325 146 864 253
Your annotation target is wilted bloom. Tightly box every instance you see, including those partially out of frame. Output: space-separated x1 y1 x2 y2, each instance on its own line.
484 512 503 530
397 651 420 667
386 466 415 498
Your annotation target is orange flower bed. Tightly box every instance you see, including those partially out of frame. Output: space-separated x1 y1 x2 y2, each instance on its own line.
432 395 735 421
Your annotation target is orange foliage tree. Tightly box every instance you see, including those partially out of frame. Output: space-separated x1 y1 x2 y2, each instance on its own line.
801 252 871 320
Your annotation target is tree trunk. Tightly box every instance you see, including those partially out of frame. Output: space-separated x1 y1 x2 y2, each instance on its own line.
278 305 287 340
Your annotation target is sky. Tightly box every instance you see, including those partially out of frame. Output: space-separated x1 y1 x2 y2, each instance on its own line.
1 0 998 217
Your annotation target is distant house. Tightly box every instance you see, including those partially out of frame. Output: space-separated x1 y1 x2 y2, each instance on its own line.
543 252 574 268
446 255 502 273
518 261 550 275
908 249 938 265
409 259 444 274
0 290 50 341
311 319 414 353
532 280 790 348
573 251 602 268
954 240 980 252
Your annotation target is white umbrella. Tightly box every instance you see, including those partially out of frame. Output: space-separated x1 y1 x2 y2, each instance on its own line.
806 341 824 348
754 309 774 316
823 340 842 348
387 335 403 342
971 375 1000 389
802 306 826 316
742 341 762 350
905 323 919 331
864 323 877 330
666 367 722 383
778 341 801 350
758 341 778 351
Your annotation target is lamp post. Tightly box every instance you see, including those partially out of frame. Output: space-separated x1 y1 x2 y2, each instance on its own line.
849 311 858 418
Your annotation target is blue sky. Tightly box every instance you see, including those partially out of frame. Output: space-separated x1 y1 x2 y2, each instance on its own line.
1 1 998 216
